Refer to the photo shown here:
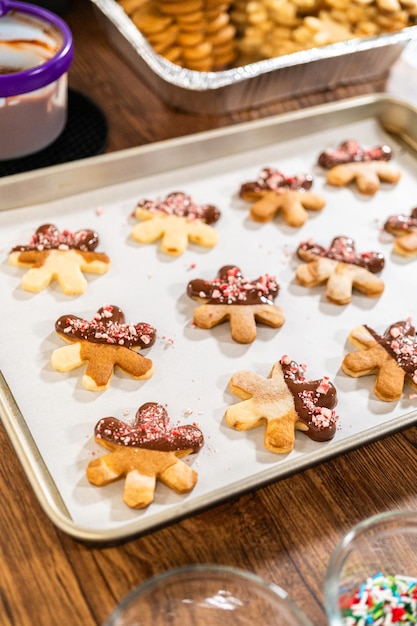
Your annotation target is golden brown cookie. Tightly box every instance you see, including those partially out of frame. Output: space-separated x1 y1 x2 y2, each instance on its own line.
225 356 339 453
317 140 401 195
239 167 325 227
296 236 385 304
341 319 417 401
51 305 156 391
187 265 285 343
383 207 417 258
131 191 221 255
8 224 110 295
87 402 204 508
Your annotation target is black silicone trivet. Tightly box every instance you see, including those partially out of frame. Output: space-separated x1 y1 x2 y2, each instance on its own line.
0 89 108 177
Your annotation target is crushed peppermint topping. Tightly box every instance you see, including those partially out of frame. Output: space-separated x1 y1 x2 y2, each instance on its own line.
189 265 279 305
94 402 204 453
365 319 417 379
384 210 417 233
57 305 156 348
137 191 220 224
387 319 417 375
12 224 99 252
281 357 339 434
298 388 338 430
318 140 392 168
254 168 313 192
298 236 385 273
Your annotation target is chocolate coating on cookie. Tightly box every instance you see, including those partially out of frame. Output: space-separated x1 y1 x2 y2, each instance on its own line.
297 236 385 274
187 265 279 305
318 141 392 169
384 207 417 233
365 319 417 379
281 356 338 442
55 304 156 349
94 402 204 453
240 167 313 196
11 223 100 253
137 191 220 224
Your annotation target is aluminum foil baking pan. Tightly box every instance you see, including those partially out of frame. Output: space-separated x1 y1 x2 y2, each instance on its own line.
91 0 417 114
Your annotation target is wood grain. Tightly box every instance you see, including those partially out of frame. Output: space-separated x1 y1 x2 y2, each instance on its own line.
0 1 410 625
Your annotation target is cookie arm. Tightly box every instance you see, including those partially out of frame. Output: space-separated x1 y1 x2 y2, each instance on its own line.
123 470 156 508
280 191 324 228
327 162 401 195
159 458 198 494
87 447 196 508
79 252 110 275
131 218 166 244
254 305 285 329
51 343 83 372
187 221 218 249
296 258 336 287
342 344 406 402
393 231 417 257
226 364 298 453
352 168 381 195
228 308 258 344
325 264 355 304
249 191 281 222
80 343 154 391
20 250 89 295
351 267 384 299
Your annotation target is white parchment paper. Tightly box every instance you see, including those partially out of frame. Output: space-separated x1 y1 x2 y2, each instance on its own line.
1 115 417 538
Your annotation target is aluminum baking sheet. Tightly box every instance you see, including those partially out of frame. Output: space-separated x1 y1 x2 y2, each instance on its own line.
91 0 417 113
1 94 417 543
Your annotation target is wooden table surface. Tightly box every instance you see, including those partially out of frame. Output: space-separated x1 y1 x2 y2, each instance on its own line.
2 1 417 625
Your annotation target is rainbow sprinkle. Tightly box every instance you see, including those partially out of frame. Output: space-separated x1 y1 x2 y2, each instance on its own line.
341 573 417 625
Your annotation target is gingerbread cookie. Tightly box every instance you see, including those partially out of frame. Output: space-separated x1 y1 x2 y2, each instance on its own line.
51 305 156 391
87 402 204 508
383 207 417 258
131 191 221 256
342 318 417 402
8 224 110 295
317 140 401 195
239 167 325 227
225 355 339 454
187 265 285 343
296 236 385 305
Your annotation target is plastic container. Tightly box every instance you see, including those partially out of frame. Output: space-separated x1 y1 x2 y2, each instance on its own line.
0 0 74 160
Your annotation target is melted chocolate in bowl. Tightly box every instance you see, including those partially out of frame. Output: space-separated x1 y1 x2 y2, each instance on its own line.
0 6 73 159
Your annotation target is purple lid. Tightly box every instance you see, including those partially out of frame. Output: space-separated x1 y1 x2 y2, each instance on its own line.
0 0 74 97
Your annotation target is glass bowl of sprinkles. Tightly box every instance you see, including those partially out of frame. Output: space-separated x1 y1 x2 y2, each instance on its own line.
104 564 313 626
325 510 417 625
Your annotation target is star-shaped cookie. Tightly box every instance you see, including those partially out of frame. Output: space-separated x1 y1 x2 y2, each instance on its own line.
51 304 156 391
87 402 204 508
225 356 339 453
131 191 221 255
296 236 385 304
187 265 285 343
384 207 417 258
342 319 417 401
317 140 401 195
8 223 110 295
239 167 325 227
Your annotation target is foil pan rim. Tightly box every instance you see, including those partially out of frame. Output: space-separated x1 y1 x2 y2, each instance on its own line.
91 0 417 90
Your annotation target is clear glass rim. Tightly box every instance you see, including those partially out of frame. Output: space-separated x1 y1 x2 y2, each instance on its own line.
104 563 314 626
